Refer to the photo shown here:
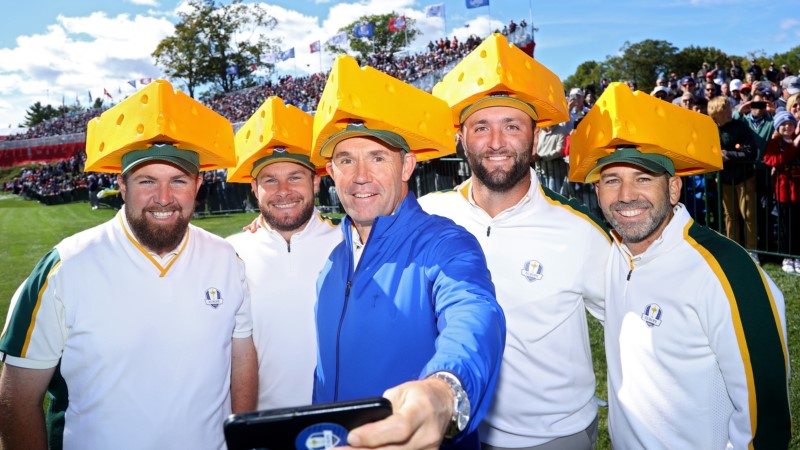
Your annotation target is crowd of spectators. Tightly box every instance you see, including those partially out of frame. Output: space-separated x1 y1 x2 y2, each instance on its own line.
628 62 800 270
5 108 106 141
5 24 799 261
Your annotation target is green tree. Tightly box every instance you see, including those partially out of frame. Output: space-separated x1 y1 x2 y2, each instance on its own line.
672 45 730 81
563 60 603 93
606 39 677 93
326 12 420 61
23 102 59 127
772 45 800 77
152 0 279 97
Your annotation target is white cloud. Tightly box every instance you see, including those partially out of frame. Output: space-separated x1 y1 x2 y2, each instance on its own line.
0 11 173 126
127 0 160 6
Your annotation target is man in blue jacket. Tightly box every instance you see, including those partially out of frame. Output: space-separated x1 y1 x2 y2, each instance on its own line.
310 55 506 450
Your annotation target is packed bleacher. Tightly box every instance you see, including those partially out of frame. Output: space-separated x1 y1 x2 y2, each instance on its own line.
3 22 799 263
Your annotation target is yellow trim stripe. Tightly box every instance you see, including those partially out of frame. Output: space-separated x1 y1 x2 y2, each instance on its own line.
458 179 471 201
755 261 789 375
20 261 62 357
682 220 757 442
538 184 612 244
117 213 190 278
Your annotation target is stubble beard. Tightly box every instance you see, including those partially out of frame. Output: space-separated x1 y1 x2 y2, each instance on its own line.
603 185 672 244
261 200 315 234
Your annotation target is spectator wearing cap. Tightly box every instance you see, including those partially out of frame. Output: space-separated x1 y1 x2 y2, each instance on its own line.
735 91 775 160
730 59 745 80
766 61 780 83
568 87 589 131
729 79 744 107
764 110 800 273
777 75 800 109
672 76 698 106
779 64 791 82
650 85 670 101
747 58 763 81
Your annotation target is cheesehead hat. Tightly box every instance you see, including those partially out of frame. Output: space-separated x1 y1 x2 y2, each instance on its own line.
85 79 235 174
227 97 315 183
311 55 455 168
432 33 568 128
569 82 722 183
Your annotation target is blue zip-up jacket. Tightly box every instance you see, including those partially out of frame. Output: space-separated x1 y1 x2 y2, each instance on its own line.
314 193 506 449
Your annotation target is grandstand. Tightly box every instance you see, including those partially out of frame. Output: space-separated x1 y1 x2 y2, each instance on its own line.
0 25 534 214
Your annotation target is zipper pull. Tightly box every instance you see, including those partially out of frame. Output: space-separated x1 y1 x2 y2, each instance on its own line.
487 226 491 237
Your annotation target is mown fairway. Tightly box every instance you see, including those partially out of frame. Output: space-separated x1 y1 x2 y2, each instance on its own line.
0 195 797 449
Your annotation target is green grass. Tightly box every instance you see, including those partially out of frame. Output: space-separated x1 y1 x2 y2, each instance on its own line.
0 196 797 448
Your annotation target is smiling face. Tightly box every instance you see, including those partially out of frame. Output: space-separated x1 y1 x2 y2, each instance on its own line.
460 106 535 193
595 164 682 255
326 136 416 242
252 161 319 242
118 161 201 256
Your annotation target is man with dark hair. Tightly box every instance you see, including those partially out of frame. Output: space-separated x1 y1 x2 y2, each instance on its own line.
0 80 257 450
424 33 611 450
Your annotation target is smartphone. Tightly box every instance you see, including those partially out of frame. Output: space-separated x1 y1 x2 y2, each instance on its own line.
750 101 767 109
224 397 393 450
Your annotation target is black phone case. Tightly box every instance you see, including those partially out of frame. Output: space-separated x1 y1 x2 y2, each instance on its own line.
224 397 392 450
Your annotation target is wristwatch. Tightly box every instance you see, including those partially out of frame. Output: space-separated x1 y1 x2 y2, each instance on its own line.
430 372 471 439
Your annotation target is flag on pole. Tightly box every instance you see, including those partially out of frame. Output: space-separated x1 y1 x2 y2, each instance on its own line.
327 31 348 46
261 53 277 64
389 16 406 32
250 63 257 71
310 40 321 53
280 48 295 61
128 80 137 88
354 23 374 38
139 77 153 85
104 88 113 100
465 0 489 8
425 3 445 18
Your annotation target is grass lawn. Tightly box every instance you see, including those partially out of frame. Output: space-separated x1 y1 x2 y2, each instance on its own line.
0 195 797 448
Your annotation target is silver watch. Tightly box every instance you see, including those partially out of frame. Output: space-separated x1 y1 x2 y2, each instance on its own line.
430 372 471 439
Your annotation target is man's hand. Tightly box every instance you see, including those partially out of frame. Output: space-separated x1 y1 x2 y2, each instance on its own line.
340 378 455 449
242 214 262 233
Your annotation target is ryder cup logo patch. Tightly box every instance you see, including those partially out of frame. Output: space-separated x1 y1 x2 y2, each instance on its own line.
641 303 663 327
204 287 223 309
521 260 543 282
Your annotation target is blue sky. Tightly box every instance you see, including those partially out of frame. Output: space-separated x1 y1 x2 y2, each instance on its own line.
1 0 798 129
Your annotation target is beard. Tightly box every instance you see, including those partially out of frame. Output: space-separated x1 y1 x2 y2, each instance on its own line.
126 204 192 254
261 199 315 234
467 146 532 192
602 186 672 244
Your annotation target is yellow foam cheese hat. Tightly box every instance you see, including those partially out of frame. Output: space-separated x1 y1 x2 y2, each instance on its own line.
227 97 316 183
432 33 568 128
568 82 723 183
310 55 455 168
85 79 235 173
